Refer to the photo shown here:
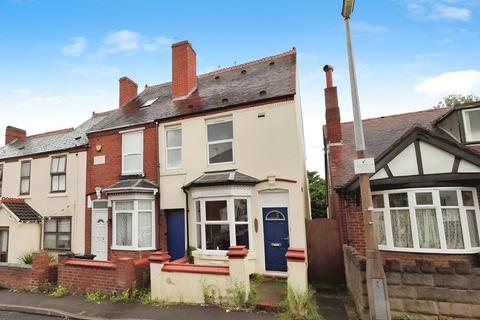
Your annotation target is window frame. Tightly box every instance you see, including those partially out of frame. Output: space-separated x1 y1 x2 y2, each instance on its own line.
372 187 480 254
165 126 182 170
0 227 8 263
195 196 251 252
112 199 156 251
50 155 67 193
462 108 480 143
121 130 144 175
43 217 72 251
0 163 3 197
206 118 234 166
19 160 31 195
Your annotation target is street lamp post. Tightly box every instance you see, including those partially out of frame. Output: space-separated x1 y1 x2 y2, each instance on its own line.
342 1 391 319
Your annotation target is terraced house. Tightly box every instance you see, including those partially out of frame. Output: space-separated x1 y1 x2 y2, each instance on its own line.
0 113 109 263
84 40 310 281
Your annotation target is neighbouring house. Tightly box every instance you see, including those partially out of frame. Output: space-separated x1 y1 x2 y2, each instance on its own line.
85 40 310 282
0 112 110 263
323 66 480 318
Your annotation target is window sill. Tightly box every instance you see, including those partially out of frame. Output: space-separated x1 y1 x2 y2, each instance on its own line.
17 195 31 200
193 249 256 259
47 193 67 198
111 246 156 251
204 164 238 172
161 169 187 177
380 246 480 255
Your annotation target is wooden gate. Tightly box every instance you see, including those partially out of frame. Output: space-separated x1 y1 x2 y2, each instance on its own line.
306 218 344 283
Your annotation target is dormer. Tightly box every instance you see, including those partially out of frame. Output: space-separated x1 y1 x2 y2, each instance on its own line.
435 102 480 145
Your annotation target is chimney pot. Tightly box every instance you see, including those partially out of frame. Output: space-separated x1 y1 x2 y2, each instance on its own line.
5 126 26 145
119 76 138 107
172 40 197 99
323 65 334 88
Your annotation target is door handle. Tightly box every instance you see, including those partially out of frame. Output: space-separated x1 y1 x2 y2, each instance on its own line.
271 243 281 247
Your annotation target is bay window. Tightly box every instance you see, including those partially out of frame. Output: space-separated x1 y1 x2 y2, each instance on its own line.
207 119 233 165
122 130 143 175
195 197 250 251
113 199 154 250
372 187 480 253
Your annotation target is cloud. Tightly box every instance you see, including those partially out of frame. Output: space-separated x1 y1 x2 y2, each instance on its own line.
351 21 389 33
414 70 480 95
62 36 87 56
403 1 472 21
101 29 172 55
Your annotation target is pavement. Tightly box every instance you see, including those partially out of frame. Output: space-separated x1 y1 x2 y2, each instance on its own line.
314 282 351 320
0 289 275 320
0 311 59 320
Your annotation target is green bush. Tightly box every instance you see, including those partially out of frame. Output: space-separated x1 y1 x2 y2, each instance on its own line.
186 246 196 264
18 252 33 265
51 286 69 298
278 286 321 320
85 290 107 302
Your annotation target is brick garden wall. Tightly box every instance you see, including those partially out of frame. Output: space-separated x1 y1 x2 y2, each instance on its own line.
344 245 480 319
57 255 150 294
0 252 54 291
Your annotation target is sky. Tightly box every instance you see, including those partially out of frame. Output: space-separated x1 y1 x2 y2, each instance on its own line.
0 0 479 176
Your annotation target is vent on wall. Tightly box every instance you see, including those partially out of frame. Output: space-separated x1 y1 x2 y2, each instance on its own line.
258 112 266 118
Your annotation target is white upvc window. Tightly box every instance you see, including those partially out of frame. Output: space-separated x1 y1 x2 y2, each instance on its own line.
112 199 155 250
372 187 480 254
195 197 250 251
463 108 480 142
206 118 234 165
122 130 143 175
165 126 182 170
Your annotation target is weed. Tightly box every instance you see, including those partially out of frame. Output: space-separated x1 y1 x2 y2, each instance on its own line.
18 252 33 265
50 286 69 298
250 273 264 284
186 246 197 264
227 280 247 308
110 289 132 303
201 280 218 304
277 286 321 320
393 315 412 320
85 290 107 302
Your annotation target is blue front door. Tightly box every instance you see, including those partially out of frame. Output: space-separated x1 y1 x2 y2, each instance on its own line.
263 207 289 272
167 209 185 260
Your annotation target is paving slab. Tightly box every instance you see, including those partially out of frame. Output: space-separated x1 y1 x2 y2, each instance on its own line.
0 289 274 320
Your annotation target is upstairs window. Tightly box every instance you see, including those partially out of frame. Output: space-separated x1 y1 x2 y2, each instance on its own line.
463 108 480 142
207 119 233 165
0 164 3 197
166 127 182 170
51 156 67 193
122 131 143 175
20 161 31 195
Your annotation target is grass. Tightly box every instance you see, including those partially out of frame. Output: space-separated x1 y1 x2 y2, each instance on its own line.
277 286 321 320
50 286 69 298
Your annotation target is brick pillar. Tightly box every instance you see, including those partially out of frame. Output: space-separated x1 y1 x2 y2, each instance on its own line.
286 248 308 292
149 252 171 300
116 258 136 291
31 252 50 288
227 246 250 300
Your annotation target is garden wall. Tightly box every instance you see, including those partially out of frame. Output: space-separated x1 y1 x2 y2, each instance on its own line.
0 251 53 291
57 254 149 294
344 245 480 319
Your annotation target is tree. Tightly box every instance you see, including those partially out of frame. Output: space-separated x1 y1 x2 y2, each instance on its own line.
435 94 480 109
307 170 327 219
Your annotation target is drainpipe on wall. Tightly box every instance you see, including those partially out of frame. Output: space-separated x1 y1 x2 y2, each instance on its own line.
183 188 190 249
155 121 162 250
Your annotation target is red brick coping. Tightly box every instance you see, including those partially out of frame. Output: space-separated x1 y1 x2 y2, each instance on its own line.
148 252 171 263
285 247 306 261
227 245 248 258
171 256 189 264
162 263 230 275
65 259 116 269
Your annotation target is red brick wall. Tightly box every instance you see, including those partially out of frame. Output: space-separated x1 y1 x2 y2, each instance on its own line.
85 124 167 258
0 252 53 291
57 255 149 294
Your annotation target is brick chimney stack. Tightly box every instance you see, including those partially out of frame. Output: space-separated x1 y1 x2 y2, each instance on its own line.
324 65 342 144
119 76 138 107
171 40 197 99
5 126 26 145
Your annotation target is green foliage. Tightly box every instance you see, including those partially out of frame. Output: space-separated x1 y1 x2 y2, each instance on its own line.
201 280 219 304
47 252 57 263
307 171 327 219
247 283 259 306
186 246 197 264
51 286 69 298
227 280 247 308
18 252 33 265
110 289 132 303
85 290 107 302
436 94 480 108
393 315 412 320
278 286 321 320
250 273 264 284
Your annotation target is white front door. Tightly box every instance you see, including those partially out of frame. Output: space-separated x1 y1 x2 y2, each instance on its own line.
92 203 108 261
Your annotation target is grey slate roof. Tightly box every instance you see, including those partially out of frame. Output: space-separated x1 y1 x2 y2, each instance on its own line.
89 49 297 133
0 112 112 161
0 198 42 222
104 178 158 193
184 171 259 189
